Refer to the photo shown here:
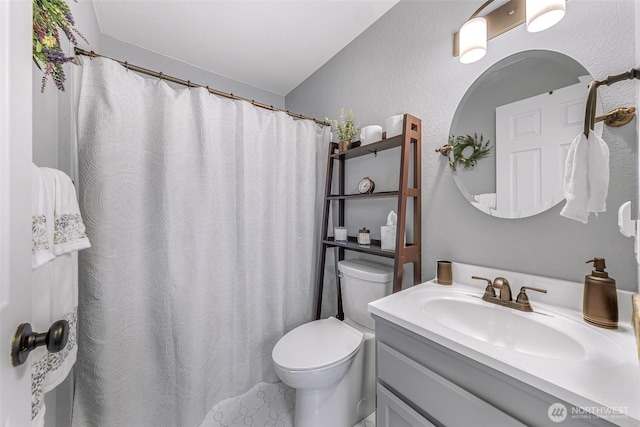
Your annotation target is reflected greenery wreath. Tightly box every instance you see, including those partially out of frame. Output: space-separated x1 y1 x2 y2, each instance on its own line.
447 133 492 172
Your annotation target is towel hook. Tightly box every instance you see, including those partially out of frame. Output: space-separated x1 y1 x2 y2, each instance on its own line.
583 81 599 136
595 107 637 127
10 320 69 366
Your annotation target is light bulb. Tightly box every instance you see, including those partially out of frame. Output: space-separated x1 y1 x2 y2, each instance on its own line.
526 0 566 33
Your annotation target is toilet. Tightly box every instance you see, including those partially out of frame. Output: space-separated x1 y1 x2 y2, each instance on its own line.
272 259 394 427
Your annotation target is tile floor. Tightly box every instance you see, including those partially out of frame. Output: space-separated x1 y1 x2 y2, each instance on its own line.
200 382 375 427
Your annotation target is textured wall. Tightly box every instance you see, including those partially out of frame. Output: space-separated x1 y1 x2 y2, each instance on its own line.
286 0 639 292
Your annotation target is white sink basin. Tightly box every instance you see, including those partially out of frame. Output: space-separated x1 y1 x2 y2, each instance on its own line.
423 297 585 360
417 290 625 366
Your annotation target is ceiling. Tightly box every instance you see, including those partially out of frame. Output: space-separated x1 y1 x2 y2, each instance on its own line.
92 1 400 96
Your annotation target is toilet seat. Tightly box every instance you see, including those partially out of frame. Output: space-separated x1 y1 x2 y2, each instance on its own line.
272 317 363 371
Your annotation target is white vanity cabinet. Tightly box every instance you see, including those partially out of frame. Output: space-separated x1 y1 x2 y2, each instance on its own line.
373 315 617 427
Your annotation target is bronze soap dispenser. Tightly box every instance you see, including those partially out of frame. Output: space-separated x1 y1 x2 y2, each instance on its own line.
583 258 618 329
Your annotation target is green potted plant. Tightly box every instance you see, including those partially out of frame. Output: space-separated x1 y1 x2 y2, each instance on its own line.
326 108 359 152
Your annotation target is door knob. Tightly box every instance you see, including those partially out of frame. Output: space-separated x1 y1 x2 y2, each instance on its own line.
11 320 69 367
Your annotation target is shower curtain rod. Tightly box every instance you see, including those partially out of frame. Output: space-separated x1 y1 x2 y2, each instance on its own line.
74 47 330 127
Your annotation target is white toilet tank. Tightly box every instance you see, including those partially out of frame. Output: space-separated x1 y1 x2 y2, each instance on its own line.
338 259 394 330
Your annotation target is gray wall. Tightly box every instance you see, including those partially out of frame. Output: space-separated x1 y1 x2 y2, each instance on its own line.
286 0 639 292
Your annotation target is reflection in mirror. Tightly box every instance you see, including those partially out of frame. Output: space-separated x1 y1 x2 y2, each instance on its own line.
450 50 602 219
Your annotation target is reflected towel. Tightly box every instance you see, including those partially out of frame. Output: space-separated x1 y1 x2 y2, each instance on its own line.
473 193 497 210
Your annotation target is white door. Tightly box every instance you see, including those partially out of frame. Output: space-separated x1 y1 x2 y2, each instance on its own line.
0 0 34 426
495 76 590 217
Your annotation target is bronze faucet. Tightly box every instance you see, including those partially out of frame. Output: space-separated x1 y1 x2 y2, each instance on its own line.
471 276 547 312
492 277 512 301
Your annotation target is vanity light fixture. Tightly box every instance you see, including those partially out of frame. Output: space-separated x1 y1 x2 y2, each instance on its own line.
454 0 566 64
459 17 488 64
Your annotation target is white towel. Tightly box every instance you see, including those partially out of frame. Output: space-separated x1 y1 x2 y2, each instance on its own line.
31 254 79 427
30 167 89 427
586 130 610 214
31 165 55 269
42 168 90 255
560 131 609 223
560 133 590 223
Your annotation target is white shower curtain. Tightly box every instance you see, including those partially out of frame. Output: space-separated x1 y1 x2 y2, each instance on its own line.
73 57 329 427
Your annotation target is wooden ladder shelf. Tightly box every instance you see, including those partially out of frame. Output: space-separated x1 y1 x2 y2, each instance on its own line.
314 114 422 320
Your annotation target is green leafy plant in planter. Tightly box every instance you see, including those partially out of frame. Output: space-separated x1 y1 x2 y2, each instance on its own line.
448 133 492 171
33 0 87 92
325 108 359 151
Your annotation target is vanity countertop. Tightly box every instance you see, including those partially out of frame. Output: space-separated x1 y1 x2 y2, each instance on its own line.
368 263 640 426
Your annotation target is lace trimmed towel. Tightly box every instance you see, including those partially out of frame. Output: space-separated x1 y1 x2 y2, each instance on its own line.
31 166 90 427
43 168 91 255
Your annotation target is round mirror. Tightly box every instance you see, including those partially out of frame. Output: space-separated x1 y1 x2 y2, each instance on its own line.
450 50 602 219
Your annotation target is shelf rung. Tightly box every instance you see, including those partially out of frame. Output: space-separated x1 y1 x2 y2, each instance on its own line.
406 188 420 197
323 237 417 259
330 135 404 159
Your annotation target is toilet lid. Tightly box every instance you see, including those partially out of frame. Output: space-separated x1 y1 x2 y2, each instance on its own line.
272 317 363 371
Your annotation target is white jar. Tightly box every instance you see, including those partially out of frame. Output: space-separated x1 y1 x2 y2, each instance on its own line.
334 226 348 242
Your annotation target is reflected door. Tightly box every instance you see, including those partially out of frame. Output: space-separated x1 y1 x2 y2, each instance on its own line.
495 77 589 217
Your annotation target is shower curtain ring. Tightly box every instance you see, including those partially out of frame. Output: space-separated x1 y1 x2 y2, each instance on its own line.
206 86 210 95
159 72 163 81
124 61 129 71
187 80 191 89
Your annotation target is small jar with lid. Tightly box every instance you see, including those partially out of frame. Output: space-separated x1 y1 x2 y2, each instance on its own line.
357 227 371 245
